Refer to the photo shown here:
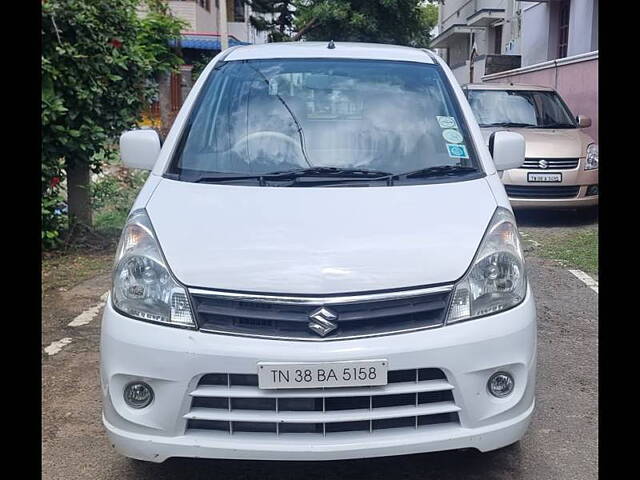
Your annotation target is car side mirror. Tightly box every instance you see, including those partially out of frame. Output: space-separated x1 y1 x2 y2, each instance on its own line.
119 129 161 170
577 115 592 128
489 131 525 172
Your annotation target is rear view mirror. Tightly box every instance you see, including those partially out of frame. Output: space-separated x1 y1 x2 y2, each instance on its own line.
489 131 525 172
577 115 592 128
120 129 161 170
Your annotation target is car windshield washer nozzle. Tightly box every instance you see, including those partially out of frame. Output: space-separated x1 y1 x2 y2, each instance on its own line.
328 40 335 49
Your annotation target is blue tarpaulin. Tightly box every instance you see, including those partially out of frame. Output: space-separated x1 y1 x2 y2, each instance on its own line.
171 33 251 51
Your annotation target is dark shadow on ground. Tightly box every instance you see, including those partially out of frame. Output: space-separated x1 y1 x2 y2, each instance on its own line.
514 206 598 228
130 444 524 480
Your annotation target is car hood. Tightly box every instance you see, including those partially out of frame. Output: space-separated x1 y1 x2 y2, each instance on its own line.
479 127 593 157
146 178 497 294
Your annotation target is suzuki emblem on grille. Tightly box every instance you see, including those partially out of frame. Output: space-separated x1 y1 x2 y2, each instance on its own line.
538 159 549 169
308 307 338 337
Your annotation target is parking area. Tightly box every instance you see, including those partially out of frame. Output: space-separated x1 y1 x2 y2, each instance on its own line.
42 210 598 480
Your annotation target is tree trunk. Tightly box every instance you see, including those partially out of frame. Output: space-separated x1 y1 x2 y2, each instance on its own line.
66 160 92 228
158 72 172 138
292 16 317 41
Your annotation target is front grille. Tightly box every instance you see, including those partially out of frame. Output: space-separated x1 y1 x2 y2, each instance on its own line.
505 185 580 199
189 287 452 341
520 158 579 170
186 369 459 436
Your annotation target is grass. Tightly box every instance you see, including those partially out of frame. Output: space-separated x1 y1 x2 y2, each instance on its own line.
42 248 116 293
42 159 145 293
94 209 130 237
91 165 148 237
534 229 598 275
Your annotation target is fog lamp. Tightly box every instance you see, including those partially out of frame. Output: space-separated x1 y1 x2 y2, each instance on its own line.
124 381 154 409
487 371 514 398
586 185 598 196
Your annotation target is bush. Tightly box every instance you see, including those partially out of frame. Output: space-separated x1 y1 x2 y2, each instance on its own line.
92 166 149 236
42 156 66 249
42 0 184 247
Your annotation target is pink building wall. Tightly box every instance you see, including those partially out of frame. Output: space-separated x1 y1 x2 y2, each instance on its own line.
483 56 598 142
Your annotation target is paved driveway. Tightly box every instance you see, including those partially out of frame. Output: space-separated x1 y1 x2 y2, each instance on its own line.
42 239 597 479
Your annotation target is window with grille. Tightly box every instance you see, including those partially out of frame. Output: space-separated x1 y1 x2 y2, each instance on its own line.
231 0 245 22
558 0 570 58
494 25 503 54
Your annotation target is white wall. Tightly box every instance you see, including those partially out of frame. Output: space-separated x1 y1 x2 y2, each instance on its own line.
167 1 197 30
167 0 269 44
449 35 470 70
520 0 597 66
194 4 218 32
452 63 471 85
591 0 598 51
567 0 597 56
521 2 550 66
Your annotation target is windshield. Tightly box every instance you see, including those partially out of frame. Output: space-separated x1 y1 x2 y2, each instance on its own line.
466 89 577 128
170 59 481 184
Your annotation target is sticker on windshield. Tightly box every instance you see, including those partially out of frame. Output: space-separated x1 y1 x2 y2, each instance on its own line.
437 116 458 129
442 129 464 144
446 143 469 159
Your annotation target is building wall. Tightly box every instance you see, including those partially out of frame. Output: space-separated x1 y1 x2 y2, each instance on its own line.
435 1 524 83
591 0 598 51
483 52 598 141
452 64 470 85
520 0 598 66
521 2 550 66
167 1 197 30
167 0 268 44
194 4 218 32
438 0 474 31
567 0 597 56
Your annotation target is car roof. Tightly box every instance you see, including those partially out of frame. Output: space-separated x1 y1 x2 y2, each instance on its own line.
225 42 436 64
463 83 555 92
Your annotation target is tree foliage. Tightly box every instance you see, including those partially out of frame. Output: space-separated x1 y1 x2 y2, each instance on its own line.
41 0 185 247
245 1 297 42
294 0 437 47
415 1 439 47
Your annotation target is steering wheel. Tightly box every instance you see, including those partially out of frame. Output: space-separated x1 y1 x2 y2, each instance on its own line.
231 131 308 167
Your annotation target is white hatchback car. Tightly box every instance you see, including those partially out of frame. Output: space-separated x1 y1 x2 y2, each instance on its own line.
101 42 536 463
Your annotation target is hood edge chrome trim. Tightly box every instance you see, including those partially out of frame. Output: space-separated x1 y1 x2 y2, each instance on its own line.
188 285 454 306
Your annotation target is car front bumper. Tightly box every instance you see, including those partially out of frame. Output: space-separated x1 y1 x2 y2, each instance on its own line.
100 287 537 463
502 166 598 209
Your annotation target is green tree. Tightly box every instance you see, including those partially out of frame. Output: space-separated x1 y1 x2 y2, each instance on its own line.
294 0 437 47
42 0 184 244
412 1 440 47
245 1 297 42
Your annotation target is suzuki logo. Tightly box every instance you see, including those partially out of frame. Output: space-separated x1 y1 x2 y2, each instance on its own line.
538 159 549 169
308 307 338 337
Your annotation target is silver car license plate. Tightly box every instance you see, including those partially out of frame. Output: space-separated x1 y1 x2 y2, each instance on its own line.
257 360 388 389
528 172 562 182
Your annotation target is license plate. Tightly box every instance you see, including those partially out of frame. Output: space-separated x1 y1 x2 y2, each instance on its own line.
257 360 388 389
528 172 562 182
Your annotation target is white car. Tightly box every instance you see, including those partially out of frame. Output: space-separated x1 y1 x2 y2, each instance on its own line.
101 42 535 463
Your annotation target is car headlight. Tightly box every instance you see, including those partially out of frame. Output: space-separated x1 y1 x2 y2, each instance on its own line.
585 143 598 170
447 207 527 323
112 209 195 327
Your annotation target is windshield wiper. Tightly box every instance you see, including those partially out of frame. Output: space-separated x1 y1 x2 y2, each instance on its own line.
481 122 536 128
539 123 576 129
188 167 395 185
247 64 313 168
191 173 266 184
399 165 478 179
267 167 394 179
189 166 478 185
